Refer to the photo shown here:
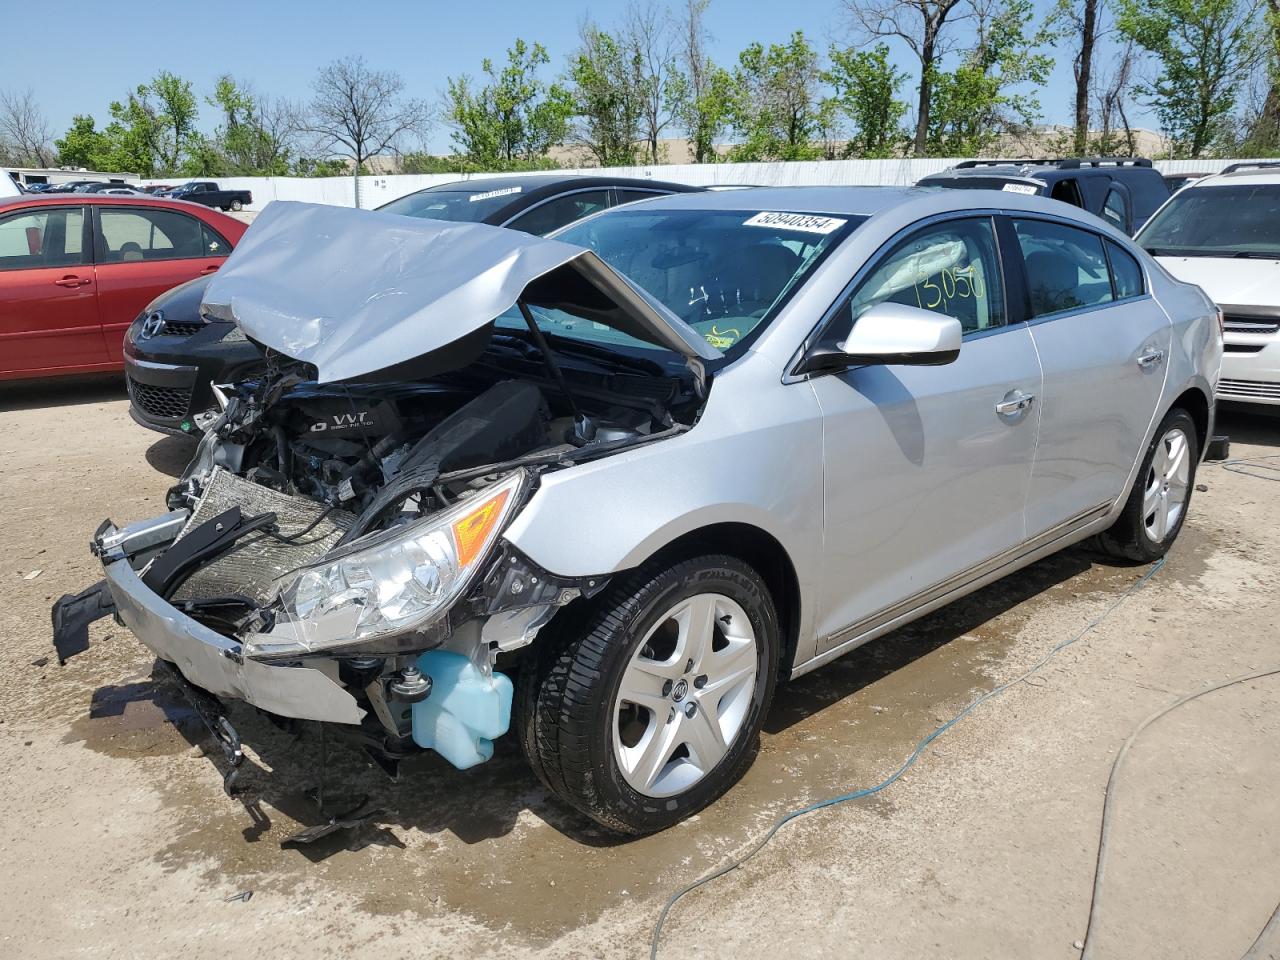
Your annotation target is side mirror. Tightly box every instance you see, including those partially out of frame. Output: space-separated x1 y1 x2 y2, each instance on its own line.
797 302 962 375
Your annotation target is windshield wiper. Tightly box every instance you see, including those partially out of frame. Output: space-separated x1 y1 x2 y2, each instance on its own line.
1231 250 1280 259
542 333 668 376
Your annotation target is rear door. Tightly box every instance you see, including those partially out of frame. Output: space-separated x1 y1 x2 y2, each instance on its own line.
809 214 1043 650
1009 215 1171 536
92 205 232 361
0 203 106 376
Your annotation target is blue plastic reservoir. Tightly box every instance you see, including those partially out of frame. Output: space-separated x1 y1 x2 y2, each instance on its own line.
410 650 513 769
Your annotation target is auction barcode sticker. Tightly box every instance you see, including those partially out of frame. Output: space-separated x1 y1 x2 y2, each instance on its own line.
743 212 847 234
1001 183 1039 195
469 186 523 202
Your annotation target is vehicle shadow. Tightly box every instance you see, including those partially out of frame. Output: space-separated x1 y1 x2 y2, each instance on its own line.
0 374 125 412
1216 407 1280 448
765 543 1096 735
145 434 199 478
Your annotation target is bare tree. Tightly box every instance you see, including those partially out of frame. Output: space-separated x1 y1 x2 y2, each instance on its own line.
1094 40 1139 154
677 0 727 162
305 56 431 206
1061 0 1102 154
0 88 54 166
625 1 684 163
842 0 972 155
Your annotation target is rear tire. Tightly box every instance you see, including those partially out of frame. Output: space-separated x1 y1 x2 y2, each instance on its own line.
230 200 243 212
516 554 779 835
1097 407 1198 562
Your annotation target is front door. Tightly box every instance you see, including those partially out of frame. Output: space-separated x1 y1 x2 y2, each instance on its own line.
1010 216 1172 536
92 205 230 361
809 215 1043 651
0 204 105 377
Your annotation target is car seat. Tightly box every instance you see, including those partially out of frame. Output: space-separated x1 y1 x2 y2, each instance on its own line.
118 241 144 262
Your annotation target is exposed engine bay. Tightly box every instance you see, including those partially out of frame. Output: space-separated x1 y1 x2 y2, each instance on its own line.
159 324 703 639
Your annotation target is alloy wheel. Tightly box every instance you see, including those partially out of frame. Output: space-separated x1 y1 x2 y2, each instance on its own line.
612 593 758 798
1142 426 1190 542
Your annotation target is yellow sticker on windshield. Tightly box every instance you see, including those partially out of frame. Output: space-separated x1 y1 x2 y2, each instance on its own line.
706 324 740 350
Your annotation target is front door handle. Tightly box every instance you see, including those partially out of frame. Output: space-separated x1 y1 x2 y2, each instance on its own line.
53 275 92 288
995 391 1036 416
1137 349 1165 369
200 264 219 275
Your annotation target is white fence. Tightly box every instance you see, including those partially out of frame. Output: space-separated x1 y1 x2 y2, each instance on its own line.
145 157 1269 212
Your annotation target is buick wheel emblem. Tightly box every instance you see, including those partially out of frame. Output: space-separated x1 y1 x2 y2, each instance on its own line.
140 311 166 339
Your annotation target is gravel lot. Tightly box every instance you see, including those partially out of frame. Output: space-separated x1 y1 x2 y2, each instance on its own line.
1 378 1277 960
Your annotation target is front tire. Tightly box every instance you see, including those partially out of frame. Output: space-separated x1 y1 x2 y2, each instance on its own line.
1097 407 1198 562
516 554 780 835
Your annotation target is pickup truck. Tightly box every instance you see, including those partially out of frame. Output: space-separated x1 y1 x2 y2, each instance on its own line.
163 181 253 212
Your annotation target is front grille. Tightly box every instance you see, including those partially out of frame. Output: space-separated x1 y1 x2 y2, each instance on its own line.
1218 378 1280 400
163 319 204 337
127 376 193 420
1224 343 1266 353
1222 314 1280 335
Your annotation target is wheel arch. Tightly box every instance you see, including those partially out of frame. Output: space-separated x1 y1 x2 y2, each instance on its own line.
1168 383 1210 454
626 521 804 677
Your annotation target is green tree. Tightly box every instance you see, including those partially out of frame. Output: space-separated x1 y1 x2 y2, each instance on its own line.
55 114 113 169
205 76 295 175
103 71 199 176
676 0 732 162
728 32 827 161
925 0 1056 155
824 43 909 157
1116 0 1264 157
446 40 573 167
569 24 645 166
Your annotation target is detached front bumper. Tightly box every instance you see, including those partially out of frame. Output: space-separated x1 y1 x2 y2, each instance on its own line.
90 515 364 725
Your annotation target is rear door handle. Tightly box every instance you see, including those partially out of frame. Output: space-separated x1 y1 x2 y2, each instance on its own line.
200 264 219 275
995 391 1036 416
1137 349 1165 369
53 275 92 288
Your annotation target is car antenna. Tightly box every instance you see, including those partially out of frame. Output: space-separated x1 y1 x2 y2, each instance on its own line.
517 299 594 442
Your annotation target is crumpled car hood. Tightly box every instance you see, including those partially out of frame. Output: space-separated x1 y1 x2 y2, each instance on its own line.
201 201 721 383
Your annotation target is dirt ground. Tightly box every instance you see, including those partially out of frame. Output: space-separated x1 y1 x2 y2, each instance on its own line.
1 377 1277 960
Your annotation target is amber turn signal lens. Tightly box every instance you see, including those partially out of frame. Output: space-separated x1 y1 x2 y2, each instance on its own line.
451 488 511 568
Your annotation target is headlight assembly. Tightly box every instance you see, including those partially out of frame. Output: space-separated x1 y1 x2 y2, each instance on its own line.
245 470 525 658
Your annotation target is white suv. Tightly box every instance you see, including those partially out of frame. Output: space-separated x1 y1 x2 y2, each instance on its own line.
1137 162 1280 405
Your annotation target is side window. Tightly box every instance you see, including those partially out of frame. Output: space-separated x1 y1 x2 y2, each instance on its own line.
1013 218 1114 318
0 208 86 270
840 217 1007 336
98 208 207 262
1101 188 1129 232
1106 240 1144 299
200 223 230 257
506 190 611 236
1050 178 1084 208
613 188 664 207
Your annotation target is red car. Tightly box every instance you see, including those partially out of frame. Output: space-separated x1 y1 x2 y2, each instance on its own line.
0 194 248 381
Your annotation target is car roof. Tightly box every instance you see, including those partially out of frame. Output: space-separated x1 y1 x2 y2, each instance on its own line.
611 185 923 217
1185 163 1280 187
417 174 703 195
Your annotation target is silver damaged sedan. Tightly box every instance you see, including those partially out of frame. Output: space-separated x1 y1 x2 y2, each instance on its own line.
55 188 1222 835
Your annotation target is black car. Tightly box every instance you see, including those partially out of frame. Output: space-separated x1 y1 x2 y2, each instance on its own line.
917 157 1171 235
124 174 705 436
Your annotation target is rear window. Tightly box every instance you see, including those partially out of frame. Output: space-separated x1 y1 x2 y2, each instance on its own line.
378 185 525 224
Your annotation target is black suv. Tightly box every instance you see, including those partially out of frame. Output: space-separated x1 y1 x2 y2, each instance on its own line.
918 158 1171 235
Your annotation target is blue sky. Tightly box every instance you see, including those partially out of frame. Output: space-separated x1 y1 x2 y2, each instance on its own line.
2 0 1149 154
